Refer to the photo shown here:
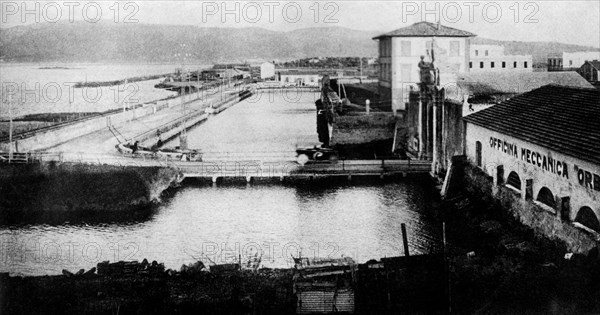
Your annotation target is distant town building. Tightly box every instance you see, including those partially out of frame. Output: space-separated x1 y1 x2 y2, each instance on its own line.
548 51 600 71
260 62 275 79
463 85 600 234
450 71 594 116
469 44 532 72
578 60 600 83
277 69 322 86
373 21 475 112
201 68 249 81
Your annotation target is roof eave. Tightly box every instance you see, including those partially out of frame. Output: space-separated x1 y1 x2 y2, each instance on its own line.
373 34 476 40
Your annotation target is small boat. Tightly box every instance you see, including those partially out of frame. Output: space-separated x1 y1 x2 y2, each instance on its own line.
116 143 202 161
293 256 355 271
117 142 155 157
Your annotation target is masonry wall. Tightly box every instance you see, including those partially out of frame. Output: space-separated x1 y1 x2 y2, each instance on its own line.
464 123 600 234
463 163 598 254
331 113 397 146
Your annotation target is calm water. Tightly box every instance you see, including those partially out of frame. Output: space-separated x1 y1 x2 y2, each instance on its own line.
0 89 442 276
0 63 209 118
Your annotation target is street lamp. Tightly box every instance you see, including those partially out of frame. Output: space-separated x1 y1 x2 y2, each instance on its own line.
8 92 13 162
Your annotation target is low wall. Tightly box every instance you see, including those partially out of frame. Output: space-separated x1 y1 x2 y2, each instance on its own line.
463 163 598 254
332 113 398 145
0 162 180 214
1 94 197 152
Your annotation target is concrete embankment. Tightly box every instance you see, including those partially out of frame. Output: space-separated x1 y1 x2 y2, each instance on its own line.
0 162 179 216
0 93 195 152
437 164 600 314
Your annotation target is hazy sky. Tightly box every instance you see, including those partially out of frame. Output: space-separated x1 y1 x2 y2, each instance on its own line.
1 1 599 48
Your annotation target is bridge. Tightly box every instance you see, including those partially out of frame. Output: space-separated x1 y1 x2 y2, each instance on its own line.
0 151 433 182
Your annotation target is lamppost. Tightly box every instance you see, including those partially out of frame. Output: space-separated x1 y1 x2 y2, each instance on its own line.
8 92 13 163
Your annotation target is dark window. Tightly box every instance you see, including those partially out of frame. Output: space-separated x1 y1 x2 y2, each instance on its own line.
497 165 504 185
524 61 528 68
485 50 489 56
469 61 472 69
507 171 521 190
537 187 556 209
561 197 570 221
502 61 506 68
475 141 482 167
575 206 600 233
514 61 517 68
475 50 479 56
480 62 484 69
491 62 495 68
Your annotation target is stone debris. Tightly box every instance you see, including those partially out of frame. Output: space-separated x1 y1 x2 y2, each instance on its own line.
97 260 165 277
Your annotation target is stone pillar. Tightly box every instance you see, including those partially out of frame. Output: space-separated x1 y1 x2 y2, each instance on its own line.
418 96 424 159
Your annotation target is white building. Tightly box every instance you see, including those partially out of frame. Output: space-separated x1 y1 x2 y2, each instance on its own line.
463 85 600 236
260 62 275 79
469 44 532 72
549 51 600 71
278 70 321 86
373 21 475 112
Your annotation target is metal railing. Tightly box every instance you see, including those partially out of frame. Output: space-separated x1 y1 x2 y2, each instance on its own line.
0 150 433 177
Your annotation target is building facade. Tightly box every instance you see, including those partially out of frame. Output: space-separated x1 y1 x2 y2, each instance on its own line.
468 44 532 72
548 51 600 71
463 85 600 234
373 22 475 112
260 62 275 79
277 70 321 86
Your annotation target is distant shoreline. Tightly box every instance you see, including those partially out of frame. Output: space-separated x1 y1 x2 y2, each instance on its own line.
73 73 174 88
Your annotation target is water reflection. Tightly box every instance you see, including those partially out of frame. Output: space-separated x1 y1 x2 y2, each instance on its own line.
0 205 160 228
0 178 442 276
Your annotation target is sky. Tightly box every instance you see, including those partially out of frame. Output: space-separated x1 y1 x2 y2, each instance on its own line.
1 0 599 48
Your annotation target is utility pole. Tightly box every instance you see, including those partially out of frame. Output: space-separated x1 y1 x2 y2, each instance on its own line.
8 92 13 163
360 57 363 78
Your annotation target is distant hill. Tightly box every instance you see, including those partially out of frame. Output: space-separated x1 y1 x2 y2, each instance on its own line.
0 22 378 63
0 22 597 64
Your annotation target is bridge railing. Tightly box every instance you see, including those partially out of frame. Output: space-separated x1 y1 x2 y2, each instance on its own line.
0 151 433 176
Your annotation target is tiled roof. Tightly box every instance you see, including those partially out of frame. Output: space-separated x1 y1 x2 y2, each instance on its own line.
463 85 600 165
373 22 476 39
456 71 593 96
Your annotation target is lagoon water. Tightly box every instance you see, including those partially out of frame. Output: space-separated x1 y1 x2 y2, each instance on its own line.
0 63 209 118
0 67 442 276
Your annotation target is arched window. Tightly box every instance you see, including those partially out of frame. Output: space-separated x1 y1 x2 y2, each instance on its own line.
537 187 555 209
506 172 521 190
575 207 600 233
